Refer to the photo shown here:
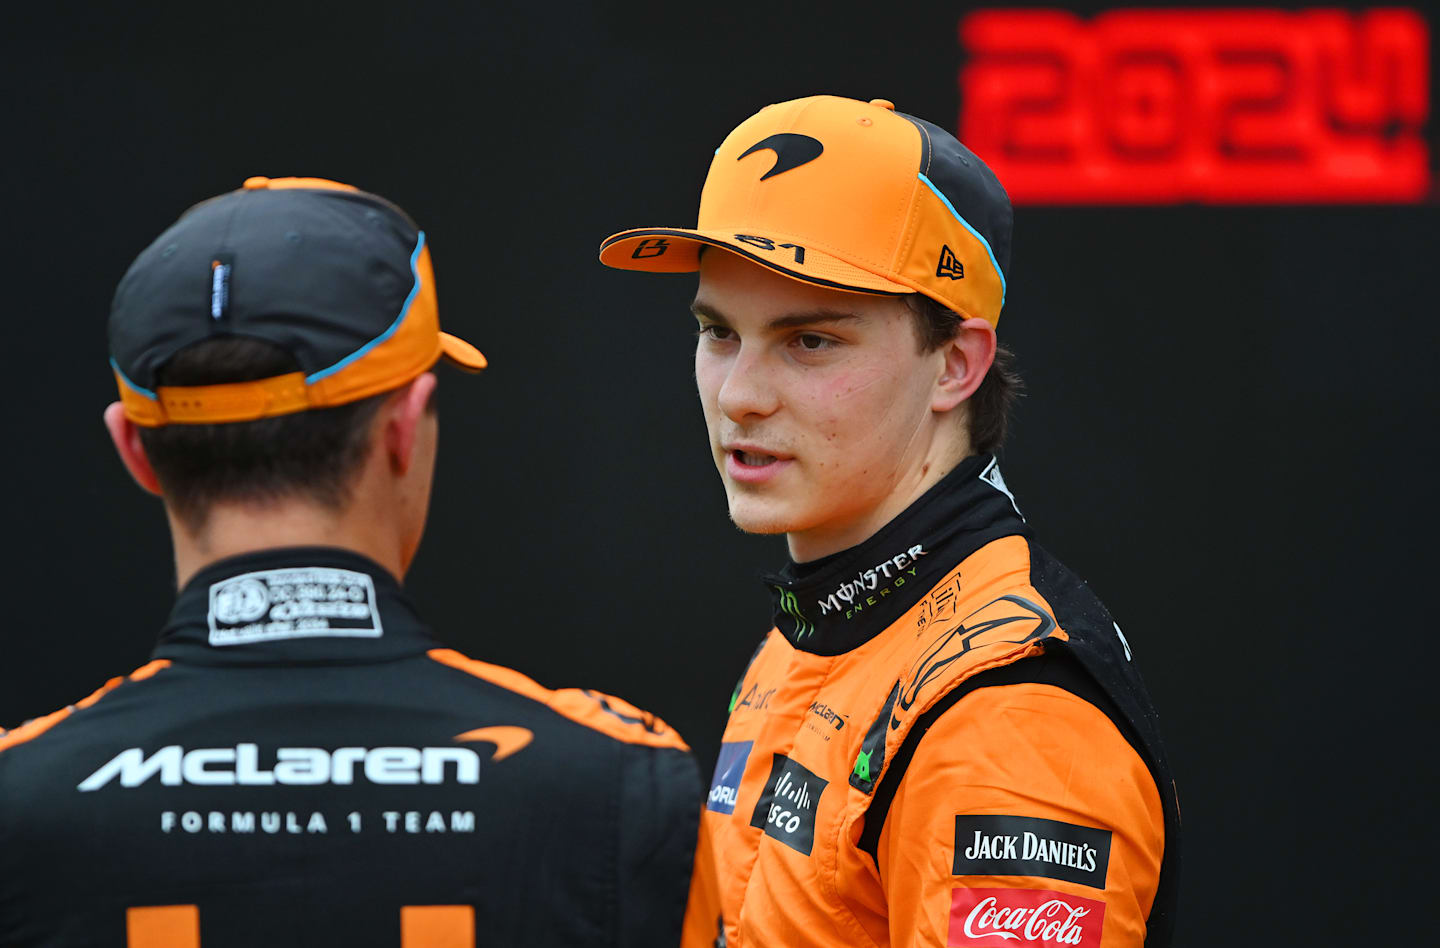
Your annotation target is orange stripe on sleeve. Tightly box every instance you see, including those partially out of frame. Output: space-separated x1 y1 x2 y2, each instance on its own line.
127 904 199 948
0 660 172 756
427 648 689 751
126 659 171 682
401 905 474 948
0 707 74 756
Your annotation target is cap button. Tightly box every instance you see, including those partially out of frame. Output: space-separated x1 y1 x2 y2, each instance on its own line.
243 176 271 189
869 98 896 111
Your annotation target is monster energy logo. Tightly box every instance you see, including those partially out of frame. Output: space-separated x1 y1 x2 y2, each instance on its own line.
817 544 927 617
775 586 814 639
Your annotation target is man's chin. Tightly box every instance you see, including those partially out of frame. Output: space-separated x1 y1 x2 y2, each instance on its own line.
726 498 804 536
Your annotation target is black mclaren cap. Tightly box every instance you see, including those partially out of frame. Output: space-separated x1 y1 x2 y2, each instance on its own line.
109 176 486 427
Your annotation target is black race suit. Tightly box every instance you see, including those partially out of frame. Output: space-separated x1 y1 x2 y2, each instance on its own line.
0 547 699 947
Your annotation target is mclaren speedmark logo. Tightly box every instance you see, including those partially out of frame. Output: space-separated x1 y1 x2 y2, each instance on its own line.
738 133 824 180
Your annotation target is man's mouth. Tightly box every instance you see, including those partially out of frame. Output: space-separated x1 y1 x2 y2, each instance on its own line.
733 450 779 467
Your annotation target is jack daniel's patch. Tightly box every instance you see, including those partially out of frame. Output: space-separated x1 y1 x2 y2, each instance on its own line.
208 567 383 646
953 815 1111 889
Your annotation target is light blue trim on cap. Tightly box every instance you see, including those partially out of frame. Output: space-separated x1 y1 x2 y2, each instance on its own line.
917 173 1007 304
305 231 427 385
110 357 157 400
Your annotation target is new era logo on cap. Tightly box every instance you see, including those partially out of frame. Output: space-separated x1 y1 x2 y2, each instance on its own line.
937 245 964 281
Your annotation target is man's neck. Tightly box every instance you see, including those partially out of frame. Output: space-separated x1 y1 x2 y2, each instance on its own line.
167 500 408 589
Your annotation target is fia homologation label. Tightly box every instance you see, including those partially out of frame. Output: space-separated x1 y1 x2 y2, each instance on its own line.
208 567 382 646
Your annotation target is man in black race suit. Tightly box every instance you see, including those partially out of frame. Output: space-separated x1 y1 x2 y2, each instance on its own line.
0 177 699 947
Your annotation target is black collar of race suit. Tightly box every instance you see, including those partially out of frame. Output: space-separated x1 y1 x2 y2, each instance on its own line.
763 454 1029 656
152 546 438 666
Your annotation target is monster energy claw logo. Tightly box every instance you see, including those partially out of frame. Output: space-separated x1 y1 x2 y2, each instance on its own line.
775 586 814 639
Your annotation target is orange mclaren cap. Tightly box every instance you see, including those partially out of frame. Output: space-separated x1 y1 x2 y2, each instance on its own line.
599 95 1012 326
109 177 486 427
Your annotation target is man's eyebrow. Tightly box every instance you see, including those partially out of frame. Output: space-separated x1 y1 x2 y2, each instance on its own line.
766 309 864 330
689 301 864 330
690 300 729 325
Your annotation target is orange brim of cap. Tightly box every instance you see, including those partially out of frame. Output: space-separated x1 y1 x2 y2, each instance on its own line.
115 332 487 427
598 227 915 296
440 332 487 371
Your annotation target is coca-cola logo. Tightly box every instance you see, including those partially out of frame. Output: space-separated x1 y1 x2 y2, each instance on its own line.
948 888 1106 948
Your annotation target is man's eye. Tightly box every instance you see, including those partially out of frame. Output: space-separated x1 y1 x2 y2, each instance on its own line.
696 325 734 341
798 333 829 350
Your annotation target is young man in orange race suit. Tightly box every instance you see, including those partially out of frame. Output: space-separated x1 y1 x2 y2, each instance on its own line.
0 177 699 947
598 97 1180 947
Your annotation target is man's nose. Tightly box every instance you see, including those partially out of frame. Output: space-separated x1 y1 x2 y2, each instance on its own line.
716 344 780 423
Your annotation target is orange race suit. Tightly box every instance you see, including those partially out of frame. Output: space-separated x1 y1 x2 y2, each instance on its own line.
682 454 1180 948
0 547 698 947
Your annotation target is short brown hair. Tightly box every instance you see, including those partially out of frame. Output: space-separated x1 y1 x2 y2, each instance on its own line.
136 337 387 529
904 293 1022 455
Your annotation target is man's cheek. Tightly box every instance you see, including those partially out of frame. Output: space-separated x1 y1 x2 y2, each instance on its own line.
812 368 892 408
695 380 724 432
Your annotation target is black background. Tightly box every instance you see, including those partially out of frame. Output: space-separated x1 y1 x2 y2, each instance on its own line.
4 2 1437 942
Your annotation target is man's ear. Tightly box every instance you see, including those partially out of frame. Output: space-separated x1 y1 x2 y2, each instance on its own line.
933 318 998 413
103 402 163 496
384 372 438 474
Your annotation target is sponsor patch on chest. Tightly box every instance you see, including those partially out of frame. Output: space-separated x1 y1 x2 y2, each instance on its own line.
953 815 1111 889
707 740 753 814
749 754 828 855
948 888 1105 947
208 567 382 646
